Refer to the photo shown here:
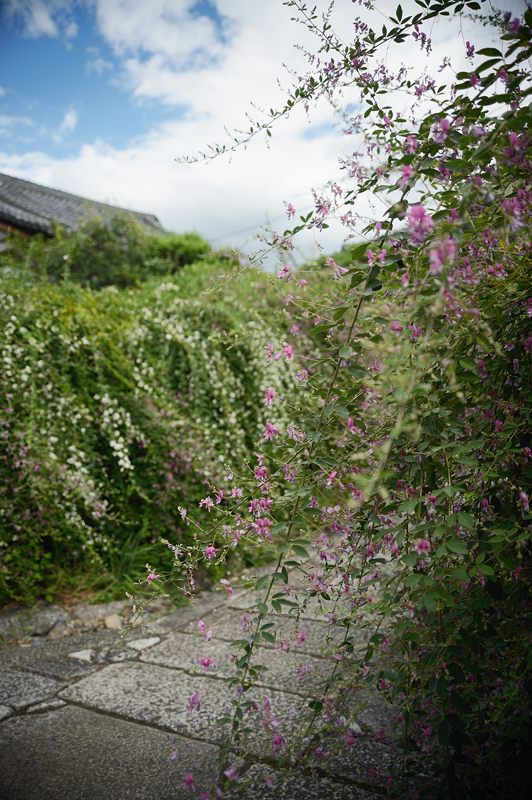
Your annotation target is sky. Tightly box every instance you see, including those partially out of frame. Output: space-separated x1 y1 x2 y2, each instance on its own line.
0 0 527 264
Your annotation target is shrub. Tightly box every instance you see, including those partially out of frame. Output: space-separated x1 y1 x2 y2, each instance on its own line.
0 259 300 603
0 214 212 288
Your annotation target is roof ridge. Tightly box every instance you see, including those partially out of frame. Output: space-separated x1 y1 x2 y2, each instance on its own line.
0 171 160 223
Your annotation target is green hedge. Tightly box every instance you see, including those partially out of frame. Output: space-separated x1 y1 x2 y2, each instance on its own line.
0 258 299 603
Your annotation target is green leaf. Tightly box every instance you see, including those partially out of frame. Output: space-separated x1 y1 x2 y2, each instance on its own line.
447 539 468 555
476 47 502 57
257 602 268 615
457 512 475 529
292 544 310 559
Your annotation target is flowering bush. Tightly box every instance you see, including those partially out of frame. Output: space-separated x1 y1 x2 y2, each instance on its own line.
0 258 301 602
154 1 531 797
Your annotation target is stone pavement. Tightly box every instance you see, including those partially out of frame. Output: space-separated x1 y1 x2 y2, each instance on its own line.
0 580 427 800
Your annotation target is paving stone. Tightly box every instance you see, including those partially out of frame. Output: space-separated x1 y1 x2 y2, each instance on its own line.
0 704 12 721
26 698 66 714
0 668 64 710
0 630 116 681
140 631 333 696
227 765 381 800
72 600 127 630
104 613 122 630
0 704 219 799
127 636 160 651
97 647 138 663
182 607 346 658
68 649 94 662
0 604 70 641
146 594 226 635
353 690 398 736
320 736 395 788
59 661 310 750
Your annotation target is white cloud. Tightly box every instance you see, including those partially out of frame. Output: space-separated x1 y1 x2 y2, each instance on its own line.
0 114 35 137
94 0 228 68
86 53 114 76
0 86 6 98
2 0 78 40
52 108 78 143
1 0 528 265
3 0 59 37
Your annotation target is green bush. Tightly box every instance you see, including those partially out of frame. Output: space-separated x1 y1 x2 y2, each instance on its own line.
0 214 212 289
0 259 299 603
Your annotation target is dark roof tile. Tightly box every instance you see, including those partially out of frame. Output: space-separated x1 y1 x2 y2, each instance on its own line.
0 172 164 235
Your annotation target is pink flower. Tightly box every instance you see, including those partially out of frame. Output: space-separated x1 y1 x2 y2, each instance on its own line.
390 320 403 333
470 72 479 87
519 491 529 512
296 369 309 381
220 578 233 597
186 690 201 712
253 517 272 541
223 765 240 782
272 734 284 753
204 545 217 560
199 657 214 671
429 236 456 274
199 496 214 511
414 538 431 556
407 205 434 243
404 135 419 154
182 773 195 790
398 164 413 188
466 41 475 59
264 387 277 406
433 117 451 144
146 572 160 583
409 324 424 340
325 256 349 279
197 620 213 640
286 202 296 219
276 264 291 280
283 344 293 360
264 421 280 440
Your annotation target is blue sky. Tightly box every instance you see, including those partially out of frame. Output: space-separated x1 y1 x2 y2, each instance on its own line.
0 2 223 155
0 1 526 258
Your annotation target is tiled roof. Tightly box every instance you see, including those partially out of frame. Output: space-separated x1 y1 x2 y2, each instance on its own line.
0 172 164 235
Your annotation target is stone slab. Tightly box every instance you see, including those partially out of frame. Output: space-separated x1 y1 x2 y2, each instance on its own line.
27 698 66 714
72 600 127 630
127 637 160 651
182 607 346 657
0 630 117 681
0 703 12 721
146 594 226 635
59 661 310 750
0 668 64 710
0 604 70 641
140 631 333 696
0 704 219 799
226 765 381 799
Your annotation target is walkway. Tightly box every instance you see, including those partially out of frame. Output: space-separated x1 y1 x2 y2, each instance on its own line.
0 578 424 799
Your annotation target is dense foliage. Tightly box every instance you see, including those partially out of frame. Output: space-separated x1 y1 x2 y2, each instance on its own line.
0 252 300 603
1 214 212 288
157 2 531 798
